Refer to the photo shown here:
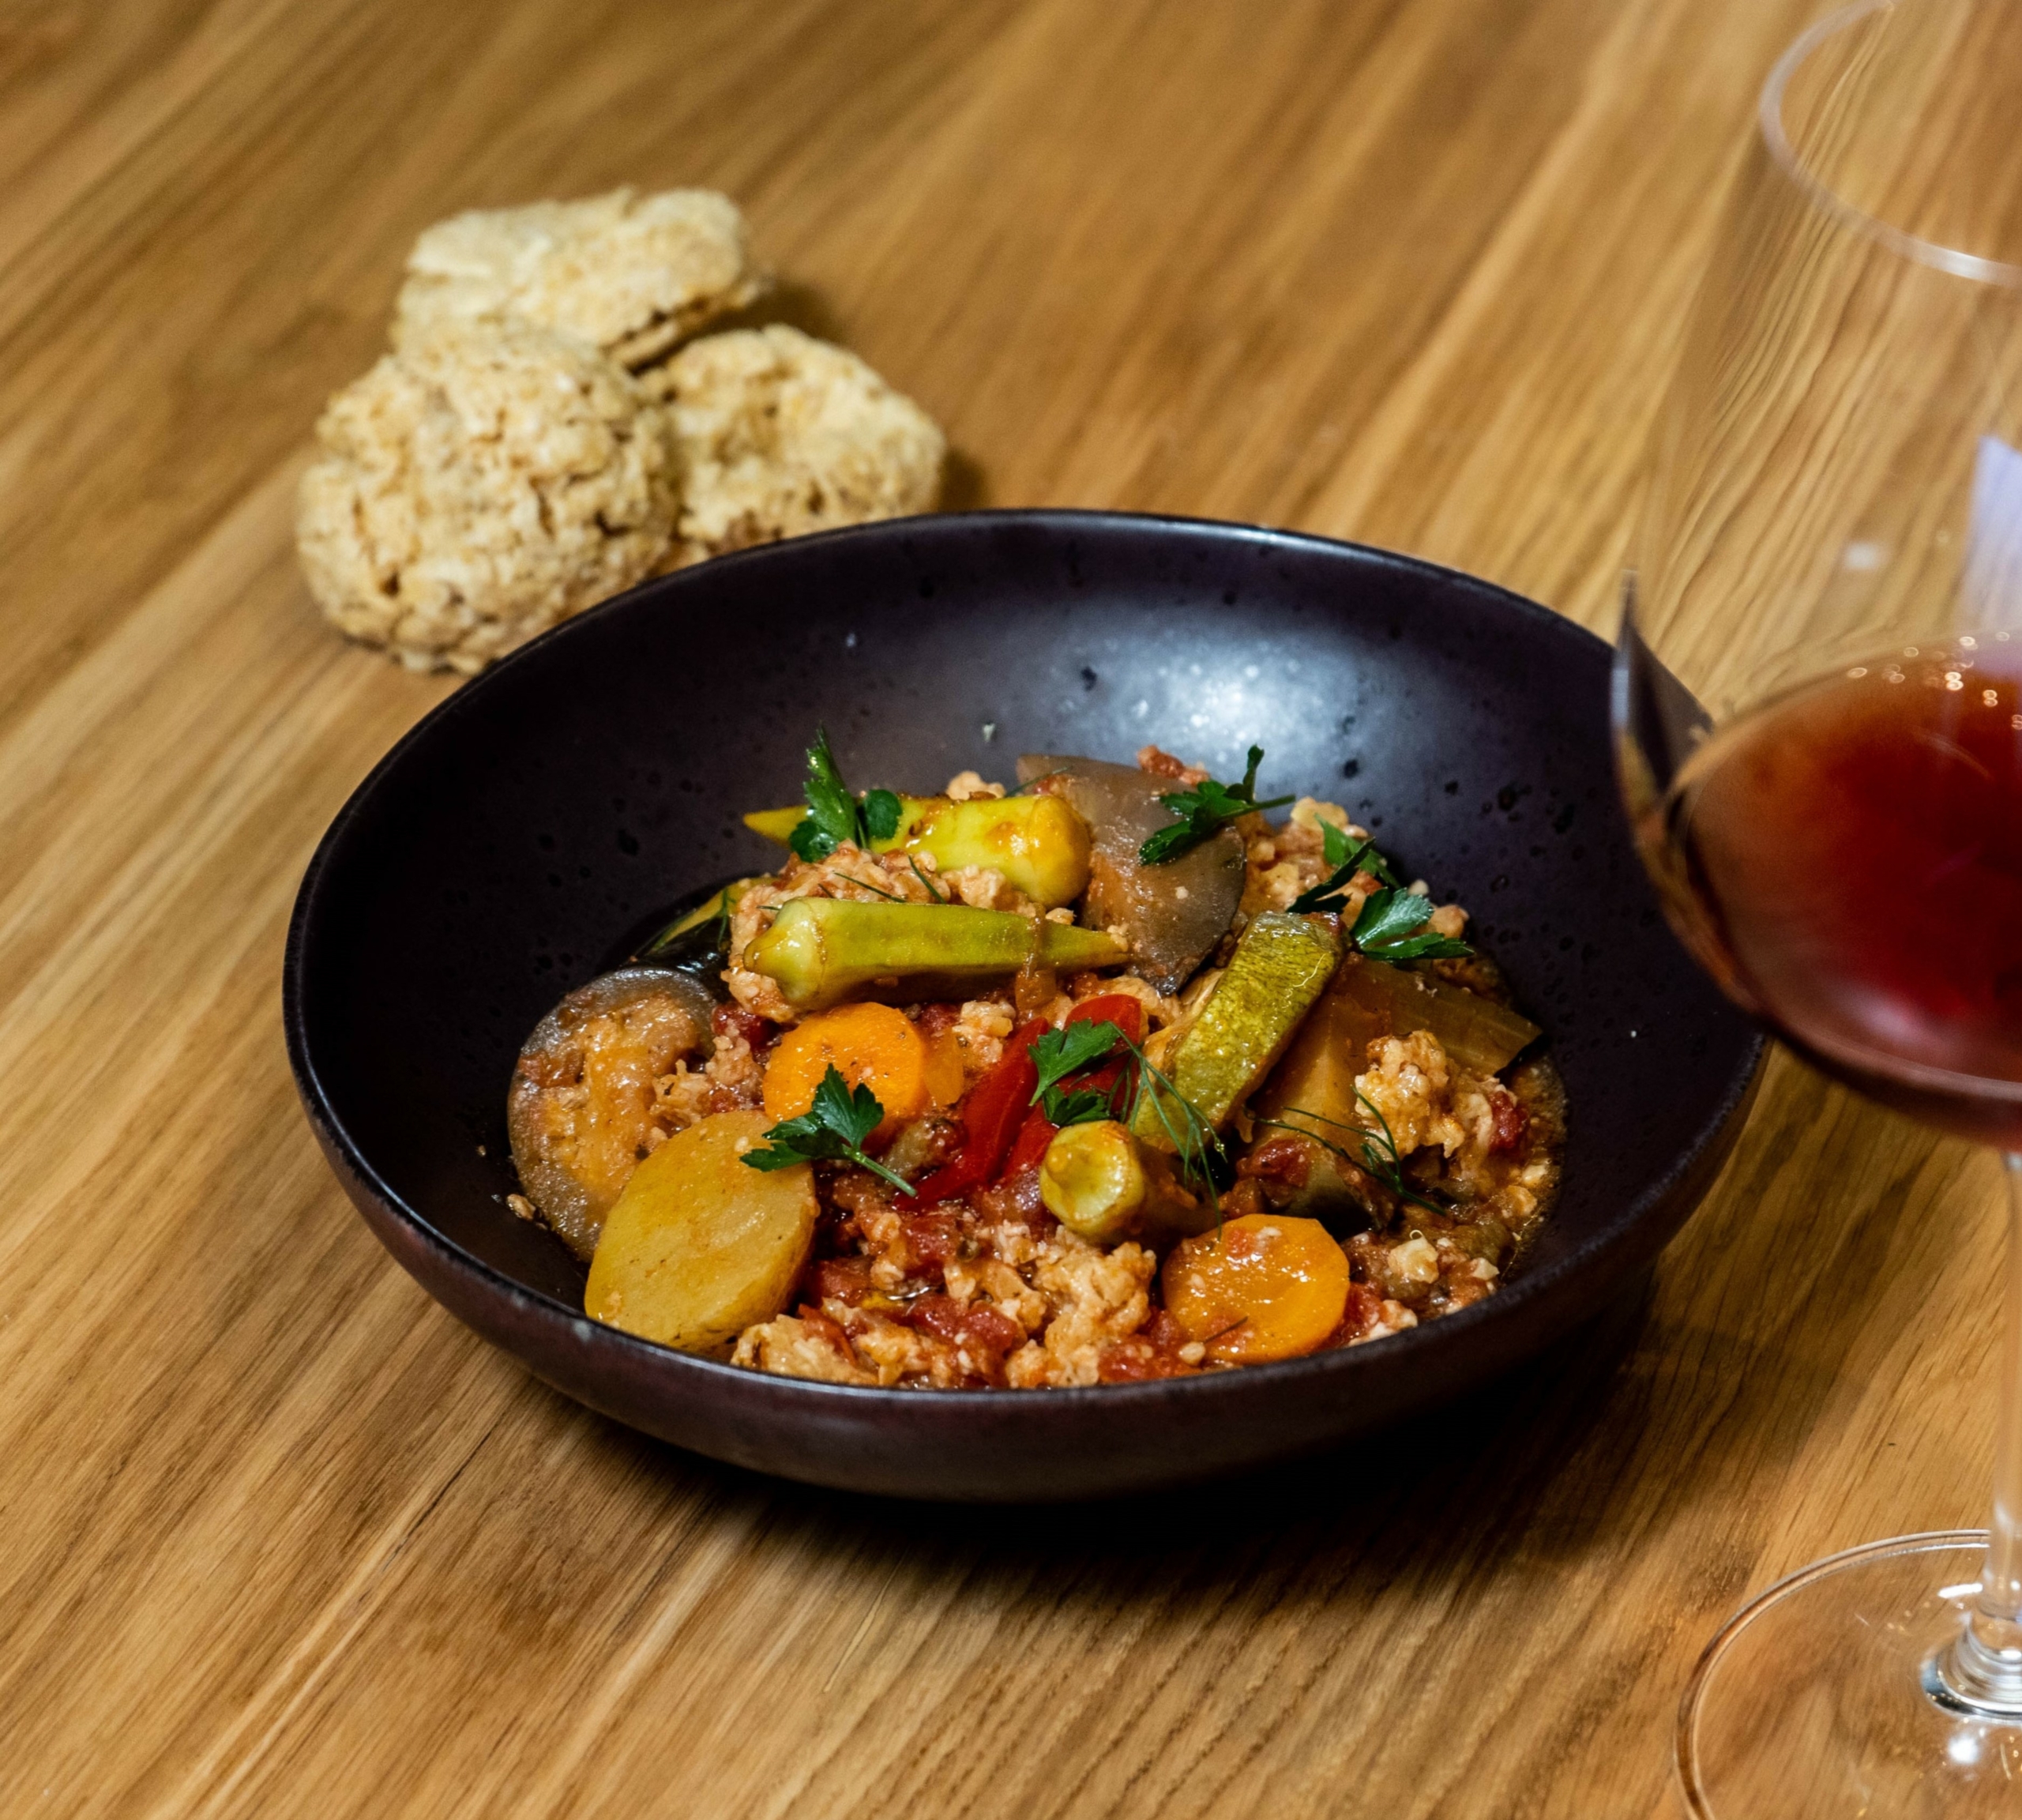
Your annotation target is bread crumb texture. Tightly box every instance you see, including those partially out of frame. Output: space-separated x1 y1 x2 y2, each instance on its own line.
393 186 764 368
295 319 679 674
645 325 945 567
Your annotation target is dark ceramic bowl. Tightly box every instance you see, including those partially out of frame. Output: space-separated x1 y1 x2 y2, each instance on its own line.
284 511 1761 1501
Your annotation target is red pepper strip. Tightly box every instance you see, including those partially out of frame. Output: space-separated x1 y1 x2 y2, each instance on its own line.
1004 1106 1058 1178
1061 996 1144 1125
1064 995 1146 1042
1005 999 1146 1179
922 1001 1146 1200
914 1017 1051 1202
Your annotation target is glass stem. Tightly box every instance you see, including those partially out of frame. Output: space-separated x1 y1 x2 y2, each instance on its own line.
1989 1154 2022 1630
1930 1152 2022 1715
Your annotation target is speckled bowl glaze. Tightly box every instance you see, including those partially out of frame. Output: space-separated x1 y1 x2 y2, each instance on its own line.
284 511 1762 1501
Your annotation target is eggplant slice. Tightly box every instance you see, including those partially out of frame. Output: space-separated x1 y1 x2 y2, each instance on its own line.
507 966 717 1260
1018 754 1245 993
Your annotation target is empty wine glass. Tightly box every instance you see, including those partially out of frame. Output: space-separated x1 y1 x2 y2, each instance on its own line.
1619 2 2022 1810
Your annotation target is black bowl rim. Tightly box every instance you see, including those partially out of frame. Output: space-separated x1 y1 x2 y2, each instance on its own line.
284 508 1764 1411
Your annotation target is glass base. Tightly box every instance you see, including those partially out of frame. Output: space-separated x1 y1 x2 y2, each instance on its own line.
1678 1533 2022 1817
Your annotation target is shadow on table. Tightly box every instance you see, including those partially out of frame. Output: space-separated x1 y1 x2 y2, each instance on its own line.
565 1082 1926 1629
600 1271 1691 1600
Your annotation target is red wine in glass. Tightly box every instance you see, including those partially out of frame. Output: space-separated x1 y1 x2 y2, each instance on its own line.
1644 640 2022 1148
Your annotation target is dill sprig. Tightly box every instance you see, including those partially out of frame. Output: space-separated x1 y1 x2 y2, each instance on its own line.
1117 1035 1228 1221
1259 1094 1450 1219
837 871 904 901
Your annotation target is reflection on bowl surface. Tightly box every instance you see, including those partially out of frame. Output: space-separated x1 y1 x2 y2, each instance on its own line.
284 511 1761 1501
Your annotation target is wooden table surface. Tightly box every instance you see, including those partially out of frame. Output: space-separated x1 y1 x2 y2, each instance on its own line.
2 2 2001 1814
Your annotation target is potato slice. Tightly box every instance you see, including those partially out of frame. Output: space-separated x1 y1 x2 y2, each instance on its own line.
584 1109 817 1356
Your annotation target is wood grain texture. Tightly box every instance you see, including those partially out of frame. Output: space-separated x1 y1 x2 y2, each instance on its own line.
0 2 1998 1814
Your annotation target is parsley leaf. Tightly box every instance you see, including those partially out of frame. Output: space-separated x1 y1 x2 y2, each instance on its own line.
1290 820 1411 915
1370 931 1478 961
861 788 904 843
1350 886 1473 961
1138 746 1296 864
787 731 908 862
1351 887 1434 947
1028 1020 1133 1126
1327 818 1400 887
1287 821 1473 960
742 1064 917 1196
1030 1021 1127 1103
1043 1085 1120 1127
790 729 863 861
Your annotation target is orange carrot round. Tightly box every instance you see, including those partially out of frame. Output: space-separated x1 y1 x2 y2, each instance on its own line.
761 1003 933 1137
1162 1214 1350 1363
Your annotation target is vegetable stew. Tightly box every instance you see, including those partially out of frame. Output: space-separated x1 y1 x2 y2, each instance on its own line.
506 737 1564 1388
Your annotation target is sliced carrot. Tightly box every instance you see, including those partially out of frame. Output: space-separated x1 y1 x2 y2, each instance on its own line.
1162 1214 1350 1364
761 1003 931 1138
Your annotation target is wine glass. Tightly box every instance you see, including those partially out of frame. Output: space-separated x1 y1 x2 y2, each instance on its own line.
1620 1 2022 1810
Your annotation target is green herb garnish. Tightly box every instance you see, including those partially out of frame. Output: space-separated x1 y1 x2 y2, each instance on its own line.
1350 886 1472 962
742 1064 916 1196
1261 1093 1449 1218
1044 1085 1122 1127
1289 821 1397 914
1288 821 1473 961
1115 1033 1228 1222
863 789 903 841
1026 1018 1224 1213
1138 746 1295 864
1030 1021 1126 1099
1029 1019 1131 1126
835 870 904 901
789 728 904 863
